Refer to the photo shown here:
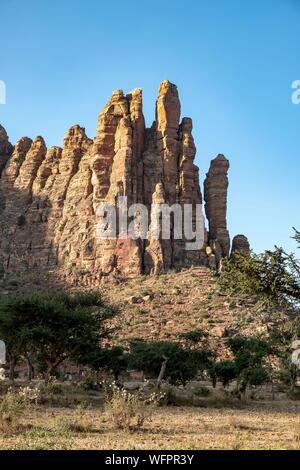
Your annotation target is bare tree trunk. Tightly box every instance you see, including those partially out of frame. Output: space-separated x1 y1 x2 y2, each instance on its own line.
45 358 63 383
45 364 55 384
267 355 275 400
156 356 168 389
26 356 35 381
9 356 16 381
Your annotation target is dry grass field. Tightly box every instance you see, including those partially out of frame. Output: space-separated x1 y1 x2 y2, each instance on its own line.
0 399 300 450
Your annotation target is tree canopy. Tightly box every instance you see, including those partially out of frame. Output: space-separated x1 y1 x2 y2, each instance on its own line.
0 291 116 380
217 229 300 312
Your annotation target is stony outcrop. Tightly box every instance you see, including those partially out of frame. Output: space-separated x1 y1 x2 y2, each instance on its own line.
0 125 13 176
204 154 230 262
231 235 250 260
0 81 248 284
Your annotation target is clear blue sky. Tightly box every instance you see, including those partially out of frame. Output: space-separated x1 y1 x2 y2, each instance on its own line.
0 0 299 254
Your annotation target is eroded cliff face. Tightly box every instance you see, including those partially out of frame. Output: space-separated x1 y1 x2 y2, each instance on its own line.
0 81 248 284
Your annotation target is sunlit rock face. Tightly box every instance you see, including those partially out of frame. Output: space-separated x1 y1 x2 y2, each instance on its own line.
0 81 248 284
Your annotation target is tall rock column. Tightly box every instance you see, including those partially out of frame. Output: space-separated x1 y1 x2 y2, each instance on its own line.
0 136 32 221
143 182 167 274
155 80 180 204
14 137 47 199
128 88 145 204
0 125 13 176
204 154 230 260
175 117 206 266
230 234 250 260
0 137 32 186
143 81 181 272
92 89 130 207
52 125 92 267
101 114 143 276
0 136 46 273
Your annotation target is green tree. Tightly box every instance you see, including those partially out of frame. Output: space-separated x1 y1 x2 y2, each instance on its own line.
217 230 300 312
226 336 271 396
179 329 208 349
293 228 300 247
0 291 115 382
271 317 300 391
128 340 211 386
1 296 37 381
249 367 269 386
214 360 237 388
84 346 128 380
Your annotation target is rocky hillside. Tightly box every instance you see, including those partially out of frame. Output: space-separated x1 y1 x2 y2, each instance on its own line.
103 267 284 357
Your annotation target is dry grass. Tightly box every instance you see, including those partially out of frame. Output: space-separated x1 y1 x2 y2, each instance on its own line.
105 385 152 432
0 400 300 450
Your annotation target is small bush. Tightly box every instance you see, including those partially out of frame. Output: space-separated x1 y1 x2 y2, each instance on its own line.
194 386 211 397
172 287 181 296
105 382 152 432
205 390 237 408
249 367 269 386
0 386 39 431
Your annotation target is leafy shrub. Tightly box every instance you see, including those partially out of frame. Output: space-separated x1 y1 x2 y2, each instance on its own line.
249 367 269 386
226 336 271 395
214 361 237 388
194 386 211 397
179 329 208 346
217 237 300 312
105 382 151 432
0 386 39 431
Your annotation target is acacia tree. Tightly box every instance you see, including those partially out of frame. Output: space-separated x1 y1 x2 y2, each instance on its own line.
81 346 128 380
209 360 237 388
0 294 42 380
293 228 300 247
0 291 115 382
271 316 300 391
226 336 271 397
217 229 300 312
128 340 212 386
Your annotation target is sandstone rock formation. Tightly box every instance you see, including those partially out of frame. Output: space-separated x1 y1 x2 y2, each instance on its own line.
0 81 248 284
0 125 13 176
204 154 230 263
230 234 250 260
